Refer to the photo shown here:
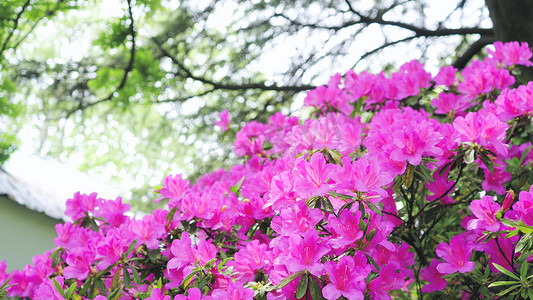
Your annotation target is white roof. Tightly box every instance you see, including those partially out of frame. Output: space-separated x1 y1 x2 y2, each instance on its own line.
2 152 121 221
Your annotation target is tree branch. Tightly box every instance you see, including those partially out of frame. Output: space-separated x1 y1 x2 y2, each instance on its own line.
452 36 497 69
279 1 492 38
64 0 136 118
0 0 32 61
152 38 316 93
351 36 417 68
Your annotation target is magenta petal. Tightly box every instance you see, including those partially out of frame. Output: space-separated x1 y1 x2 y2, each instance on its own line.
436 262 458 274
322 284 342 300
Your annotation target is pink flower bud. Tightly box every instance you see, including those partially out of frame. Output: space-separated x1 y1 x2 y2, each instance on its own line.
501 189 515 212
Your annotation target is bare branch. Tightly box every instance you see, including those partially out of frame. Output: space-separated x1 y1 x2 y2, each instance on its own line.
64 0 137 118
153 38 316 93
278 2 492 38
0 0 32 61
351 36 417 69
452 36 497 69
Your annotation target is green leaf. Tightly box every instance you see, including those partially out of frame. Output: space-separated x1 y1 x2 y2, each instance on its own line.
338 201 354 213
321 197 335 214
166 206 178 228
66 282 78 299
404 164 414 188
365 201 383 216
493 263 520 280
266 270 306 291
495 284 520 296
96 278 107 296
308 276 323 300
479 151 494 174
488 280 521 287
521 261 529 279
52 278 66 299
123 267 131 288
181 270 199 289
128 262 142 284
126 239 137 257
230 176 245 195
295 274 308 299
365 253 381 272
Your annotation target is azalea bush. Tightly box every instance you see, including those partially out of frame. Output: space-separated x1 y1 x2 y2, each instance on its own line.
2 41 533 300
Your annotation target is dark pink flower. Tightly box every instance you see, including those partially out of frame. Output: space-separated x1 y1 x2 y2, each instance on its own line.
322 253 369 300
215 110 231 131
436 235 475 274
434 65 458 87
175 287 203 300
205 281 254 300
148 287 171 300
487 41 533 67
35 276 65 300
293 152 337 197
513 186 533 226
467 195 501 232
158 174 190 205
284 229 330 276
482 167 511 195
326 210 364 249
63 248 95 280
431 92 471 115
65 192 102 221
420 259 447 293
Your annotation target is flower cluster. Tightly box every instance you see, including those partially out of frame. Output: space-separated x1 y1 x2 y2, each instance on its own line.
2 41 533 299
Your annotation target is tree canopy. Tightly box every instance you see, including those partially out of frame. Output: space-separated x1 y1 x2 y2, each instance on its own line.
1 0 533 209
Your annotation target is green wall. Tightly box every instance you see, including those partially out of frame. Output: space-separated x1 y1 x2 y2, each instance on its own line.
0 196 60 272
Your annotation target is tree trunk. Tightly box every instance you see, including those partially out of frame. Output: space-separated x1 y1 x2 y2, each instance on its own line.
486 0 533 81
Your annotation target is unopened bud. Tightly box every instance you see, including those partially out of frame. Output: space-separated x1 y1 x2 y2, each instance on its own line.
501 189 515 213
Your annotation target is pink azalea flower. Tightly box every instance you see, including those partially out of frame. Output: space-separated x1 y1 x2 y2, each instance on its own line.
304 73 352 115
63 248 95 280
513 186 533 226
65 192 102 221
175 287 203 300
487 41 533 67
367 264 405 300
425 171 455 204
205 281 254 300
326 210 364 249
284 229 330 276
157 174 190 205
94 196 131 228
96 235 126 269
227 240 270 283
433 65 458 87
453 110 509 157
467 195 501 232
389 122 443 166
479 236 517 273
322 253 370 300
335 156 393 197
129 215 166 249
431 92 471 115
293 152 337 197
34 276 65 300
420 259 447 293
436 235 475 274
215 110 231 131
482 167 511 195
148 287 171 300
271 201 323 236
